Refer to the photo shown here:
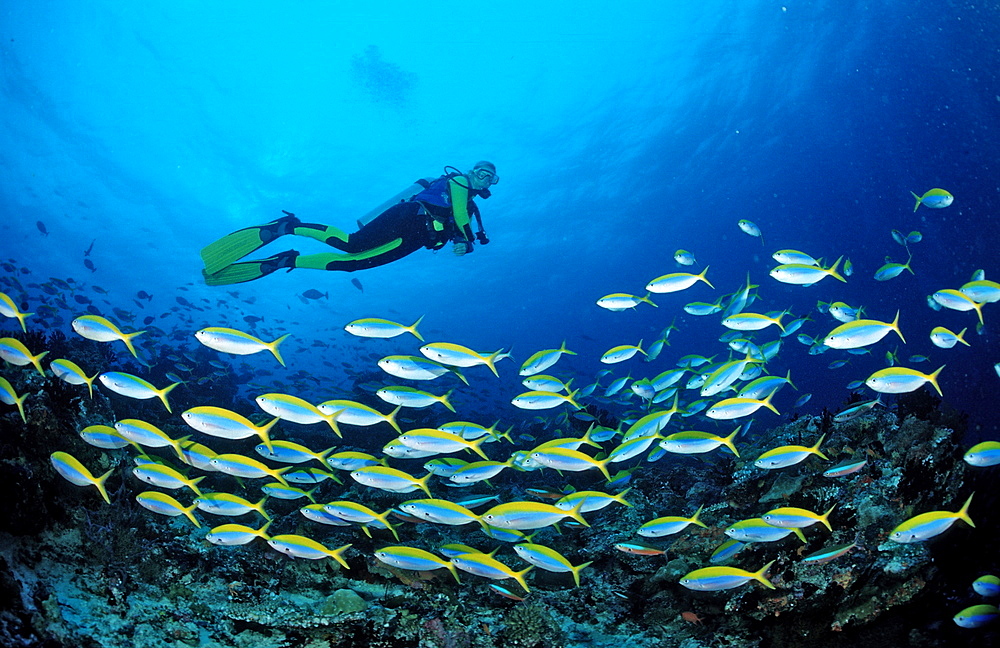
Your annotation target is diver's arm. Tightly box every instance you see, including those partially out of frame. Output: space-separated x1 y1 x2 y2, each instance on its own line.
448 177 476 245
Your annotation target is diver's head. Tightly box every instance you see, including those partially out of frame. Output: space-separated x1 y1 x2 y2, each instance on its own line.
468 161 498 191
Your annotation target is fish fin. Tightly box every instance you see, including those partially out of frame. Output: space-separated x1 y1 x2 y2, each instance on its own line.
409 315 425 342
386 406 402 433
821 504 836 531
268 334 290 367
927 365 946 397
755 560 777 589
95 468 113 505
572 561 593 587
957 493 975 528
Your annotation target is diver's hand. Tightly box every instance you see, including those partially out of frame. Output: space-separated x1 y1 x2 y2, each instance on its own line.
453 241 473 256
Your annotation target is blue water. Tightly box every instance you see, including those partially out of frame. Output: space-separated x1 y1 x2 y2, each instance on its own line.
3 2 1000 643
3 1 997 437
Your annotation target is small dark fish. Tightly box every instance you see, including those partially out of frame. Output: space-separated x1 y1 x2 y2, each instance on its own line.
137 291 152 301
36 221 48 236
302 289 328 300
143 316 155 325
73 295 91 305
91 285 109 294
40 284 59 296
351 278 364 292
133 299 144 309
84 259 96 272
0 262 16 272
86 304 102 316
50 278 71 290
112 307 133 321
84 239 95 256
243 315 263 324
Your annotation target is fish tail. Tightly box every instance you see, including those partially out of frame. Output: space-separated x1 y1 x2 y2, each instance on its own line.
690 504 708 528
597 457 613 482
974 301 984 326
85 373 97 399
698 265 715 289
559 339 577 357
514 566 534 593
812 433 828 460
158 381 181 413
418 473 433 497
268 334 290 367
257 520 273 539
378 510 401 540
385 405 402 433
189 476 206 497
571 561 593 587
826 256 847 283
927 365 946 397
95 468 113 505
636 339 647 356
820 504 836 531
269 466 291 488
323 410 344 438
581 424 601 448
891 310 906 343
792 527 807 543
471 436 490 460
15 311 32 333
330 544 352 569
565 388 582 410
183 503 201 528
440 390 456 413
12 392 27 423
911 191 922 212
170 435 192 462
473 350 498 377
29 350 48 376
755 560 777 589
957 493 975 528
495 425 515 445
616 487 634 508
409 315 425 342
257 417 280 452
254 497 272 521
122 330 146 358
784 369 797 392
642 292 658 308
761 391 780 416
446 561 462 584
568 500 590 527
723 426 741 458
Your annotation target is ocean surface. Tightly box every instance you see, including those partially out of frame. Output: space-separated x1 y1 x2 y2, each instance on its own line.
2 2 1000 646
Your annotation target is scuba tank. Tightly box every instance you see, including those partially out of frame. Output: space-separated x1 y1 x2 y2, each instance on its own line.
354 181 428 229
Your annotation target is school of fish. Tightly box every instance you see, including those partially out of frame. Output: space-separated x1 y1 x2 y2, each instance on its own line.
3 187 1000 625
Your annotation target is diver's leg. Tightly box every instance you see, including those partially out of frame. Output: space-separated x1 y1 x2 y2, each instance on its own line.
293 202 430 271
292 203 421 253
294 235 423 272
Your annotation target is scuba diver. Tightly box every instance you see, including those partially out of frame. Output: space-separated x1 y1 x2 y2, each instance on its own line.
200 161 498 285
